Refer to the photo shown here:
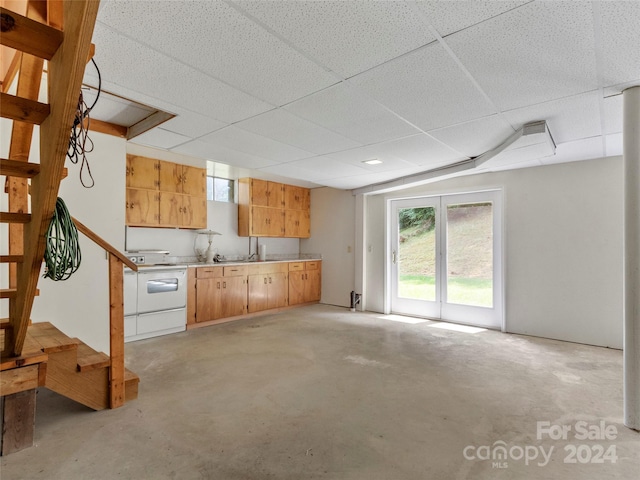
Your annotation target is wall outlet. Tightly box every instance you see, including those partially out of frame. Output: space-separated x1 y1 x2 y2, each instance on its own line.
347 246 352 253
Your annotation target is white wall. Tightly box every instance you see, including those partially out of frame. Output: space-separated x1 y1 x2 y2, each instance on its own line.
361 157 624 349
32 131 127 353
301 187 355 307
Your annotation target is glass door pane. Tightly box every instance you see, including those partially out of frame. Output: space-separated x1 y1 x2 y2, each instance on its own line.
398 206 436 302
389 191 503 330
445 202 493 307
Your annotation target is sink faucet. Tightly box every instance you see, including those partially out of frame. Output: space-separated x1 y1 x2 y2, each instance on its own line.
247 253 257 261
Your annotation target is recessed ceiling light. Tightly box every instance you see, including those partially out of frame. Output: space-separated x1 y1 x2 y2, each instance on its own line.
362 159 382 165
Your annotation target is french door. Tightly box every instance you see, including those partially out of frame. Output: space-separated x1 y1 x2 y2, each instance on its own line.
389 191 503 329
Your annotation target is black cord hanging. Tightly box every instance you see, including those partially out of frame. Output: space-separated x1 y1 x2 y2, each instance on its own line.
43 198 81 281
67 58 101 188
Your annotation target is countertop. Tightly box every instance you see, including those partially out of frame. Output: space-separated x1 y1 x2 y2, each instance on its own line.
127 257 322 272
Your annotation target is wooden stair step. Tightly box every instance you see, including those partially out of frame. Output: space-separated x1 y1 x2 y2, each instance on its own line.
74 340 110 372
0 92 50 125
26 322 78 354
0 7 63 60
0 255 23 263
124 368 140 402
0 159 40 178
0 212 31 223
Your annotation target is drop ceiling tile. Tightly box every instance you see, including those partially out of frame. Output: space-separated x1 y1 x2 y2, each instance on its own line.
285 156 371 179
234 0 436 78
161 111 227 138
446 1 598 111
598 1 640 88
327 144 418 173
541 137 605 165
503 92 601 144
376 134 467 168
97 1 337 106
428 115 515 158
130 128 192 150
89 24 272 124
605 133 623 157
603 94 623 135
284 83 420 145
172 139 276 170
199 126 315 163
235 109 362 155
413 1 529 37
350 42 496 131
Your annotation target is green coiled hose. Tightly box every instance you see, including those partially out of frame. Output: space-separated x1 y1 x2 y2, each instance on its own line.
43 198 81 281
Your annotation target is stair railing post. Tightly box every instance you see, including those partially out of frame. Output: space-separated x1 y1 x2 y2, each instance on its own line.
108 254 125 408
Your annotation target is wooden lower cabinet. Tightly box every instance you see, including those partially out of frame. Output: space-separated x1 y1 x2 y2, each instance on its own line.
248 270 288 313
288 261 321 306
192 260 320 326
195 266 247 323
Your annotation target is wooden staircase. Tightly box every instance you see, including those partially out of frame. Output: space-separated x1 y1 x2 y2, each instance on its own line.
0 0 139 455
1 323 139 411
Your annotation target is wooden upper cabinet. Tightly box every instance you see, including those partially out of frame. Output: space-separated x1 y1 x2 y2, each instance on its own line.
126 155 159 190
158 161 181 193
126 155 206 229
159 162 206 196
251 179 284 208
285 185 309 211
238 178 310 238
181 165 206 196
126 188 159 226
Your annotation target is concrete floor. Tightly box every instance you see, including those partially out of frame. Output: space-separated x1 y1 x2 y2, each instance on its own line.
2 304 639 479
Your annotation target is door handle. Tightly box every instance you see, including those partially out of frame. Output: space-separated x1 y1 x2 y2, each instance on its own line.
392 250 397 264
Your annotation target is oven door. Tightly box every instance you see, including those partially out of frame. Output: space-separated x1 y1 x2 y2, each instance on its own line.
137 269 186 313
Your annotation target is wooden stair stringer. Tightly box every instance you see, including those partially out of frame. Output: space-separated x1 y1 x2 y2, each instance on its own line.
10 0 100 357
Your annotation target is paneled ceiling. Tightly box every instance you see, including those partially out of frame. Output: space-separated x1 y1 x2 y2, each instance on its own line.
85 0 640 190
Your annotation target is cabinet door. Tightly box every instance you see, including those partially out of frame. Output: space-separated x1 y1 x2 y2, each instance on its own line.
182 195 207 229
158 161 182 193
158 192 181 227
221 276 247 318
268 182 285 208
305 269 321 302
250 206 276 236
268 272 288 309
285 185 306 210
288 270 305 306
285 210 310 238
181 165 206 197
251 179 270 206
269 209 285 236
126 188 159 226
196 278 221 323
127 155 159 190
248 275 269 313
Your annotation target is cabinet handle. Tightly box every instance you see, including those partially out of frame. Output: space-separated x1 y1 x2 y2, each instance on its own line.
217 282 221 289
223 281 227 289
130 167 135 175
269 277 272 284
264 277 267 284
